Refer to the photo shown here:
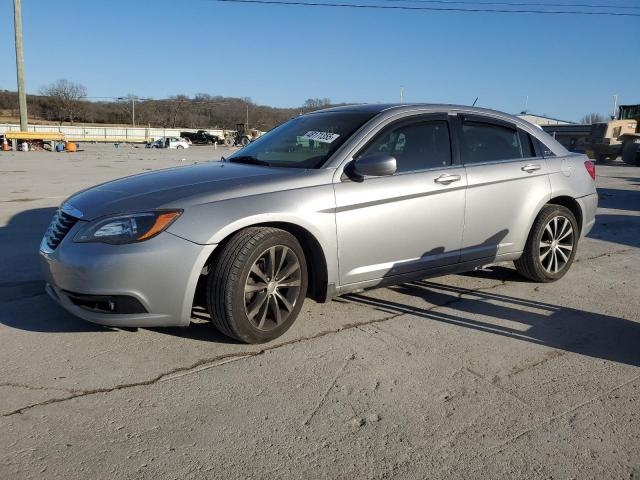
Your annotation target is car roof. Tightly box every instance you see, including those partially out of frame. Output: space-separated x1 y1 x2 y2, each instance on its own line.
314 103 569 160
313 103 514 118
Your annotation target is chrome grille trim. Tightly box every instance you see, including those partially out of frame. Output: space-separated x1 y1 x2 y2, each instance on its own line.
40 204 82 253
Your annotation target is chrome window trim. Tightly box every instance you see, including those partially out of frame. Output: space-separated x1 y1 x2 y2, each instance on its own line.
462 155 545 168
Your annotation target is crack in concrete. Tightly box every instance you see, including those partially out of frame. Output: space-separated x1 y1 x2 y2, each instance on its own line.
5 277 511 417
0 382 80 394
487 372 640 457
576 248 632 263
302 353 354 426
0 265 601 418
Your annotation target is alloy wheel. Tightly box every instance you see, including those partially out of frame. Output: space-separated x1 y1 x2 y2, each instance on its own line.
244 245 302 331
539 215 574 274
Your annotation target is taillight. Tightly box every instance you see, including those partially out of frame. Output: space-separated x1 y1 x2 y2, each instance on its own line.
584 160 596 180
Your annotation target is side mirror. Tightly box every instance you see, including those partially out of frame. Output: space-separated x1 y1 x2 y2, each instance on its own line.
350 153 397 178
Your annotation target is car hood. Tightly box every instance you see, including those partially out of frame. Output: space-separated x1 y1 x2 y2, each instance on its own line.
65 162 314 220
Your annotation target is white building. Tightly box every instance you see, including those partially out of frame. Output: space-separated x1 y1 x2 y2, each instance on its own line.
517 113 574 126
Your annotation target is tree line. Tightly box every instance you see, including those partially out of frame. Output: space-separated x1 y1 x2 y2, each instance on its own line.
0 79 335 131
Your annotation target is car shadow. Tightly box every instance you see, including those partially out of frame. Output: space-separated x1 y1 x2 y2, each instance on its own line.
596 187 640 212
0 206 112 333
343 276 640 367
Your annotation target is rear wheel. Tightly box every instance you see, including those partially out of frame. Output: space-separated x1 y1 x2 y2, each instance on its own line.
177 145 184 149
207 227 308 343
240 136 250 146
224 136 234 147
514 205 578 282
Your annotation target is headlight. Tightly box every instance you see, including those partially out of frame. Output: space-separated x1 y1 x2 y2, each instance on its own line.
74 210 181 245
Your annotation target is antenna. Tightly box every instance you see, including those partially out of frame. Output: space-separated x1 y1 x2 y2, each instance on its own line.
472 97 478 107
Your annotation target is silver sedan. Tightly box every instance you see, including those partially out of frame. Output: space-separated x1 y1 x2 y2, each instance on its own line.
40 104 598 343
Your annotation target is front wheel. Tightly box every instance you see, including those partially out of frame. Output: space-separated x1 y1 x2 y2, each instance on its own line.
176 145 184 149
207 227 308 343
514 204 579 282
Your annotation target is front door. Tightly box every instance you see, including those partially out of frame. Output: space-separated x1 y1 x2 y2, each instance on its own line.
334 115 467 287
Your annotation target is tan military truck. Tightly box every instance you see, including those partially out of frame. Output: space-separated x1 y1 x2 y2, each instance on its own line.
590 104 640 165
234 123 263 146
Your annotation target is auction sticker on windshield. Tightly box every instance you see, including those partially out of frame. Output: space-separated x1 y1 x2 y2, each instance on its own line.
301 131 340 143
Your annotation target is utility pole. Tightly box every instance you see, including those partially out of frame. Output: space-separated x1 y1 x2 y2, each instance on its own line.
13 0 28 131
400 85 405 103
117 96 136 126
612 94 618 120
246 104 249 127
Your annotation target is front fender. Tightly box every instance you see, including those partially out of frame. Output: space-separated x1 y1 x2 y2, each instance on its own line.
167 184 339 286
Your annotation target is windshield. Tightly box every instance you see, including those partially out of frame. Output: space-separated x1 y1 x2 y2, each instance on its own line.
619 105 640 120
227 111 376 168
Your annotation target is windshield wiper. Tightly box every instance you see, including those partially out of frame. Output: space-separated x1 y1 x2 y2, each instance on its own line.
228 156 271 167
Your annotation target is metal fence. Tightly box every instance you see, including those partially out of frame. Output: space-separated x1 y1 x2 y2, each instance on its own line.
0 123 230 143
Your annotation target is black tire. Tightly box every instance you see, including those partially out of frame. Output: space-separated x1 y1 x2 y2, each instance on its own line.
622 140 640 166
240 136 250 146
514 204 579 283
207 227 308 343
176 145 184 149
224 136 234 147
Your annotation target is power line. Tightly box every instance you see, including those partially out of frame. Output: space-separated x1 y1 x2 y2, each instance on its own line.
379 0 640 10
208 0 640 15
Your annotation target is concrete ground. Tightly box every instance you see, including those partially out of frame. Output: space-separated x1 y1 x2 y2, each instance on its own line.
1 145 639 479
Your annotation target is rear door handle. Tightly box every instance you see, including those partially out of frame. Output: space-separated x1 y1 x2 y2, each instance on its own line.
434 174 461 185
522 164 541 173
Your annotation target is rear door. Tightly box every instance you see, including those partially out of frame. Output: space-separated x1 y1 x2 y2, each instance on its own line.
456 114 550 261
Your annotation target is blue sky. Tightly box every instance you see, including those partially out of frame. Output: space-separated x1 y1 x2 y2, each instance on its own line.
0 0 638 121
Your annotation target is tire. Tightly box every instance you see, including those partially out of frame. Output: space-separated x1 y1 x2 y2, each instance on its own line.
224 136 234 147
207 227 308 343
514 204 579 283
240 136 250 146
176 145 184 149
622 140 640 166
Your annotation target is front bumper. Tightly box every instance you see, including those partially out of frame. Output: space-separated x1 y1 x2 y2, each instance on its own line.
40 228 215 327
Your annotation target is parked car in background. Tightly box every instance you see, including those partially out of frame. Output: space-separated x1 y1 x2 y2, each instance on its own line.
180 130 220 145
40 104 597 344
147 137 189 149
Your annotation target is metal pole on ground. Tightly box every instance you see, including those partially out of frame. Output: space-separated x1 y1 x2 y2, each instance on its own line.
13 0 28 132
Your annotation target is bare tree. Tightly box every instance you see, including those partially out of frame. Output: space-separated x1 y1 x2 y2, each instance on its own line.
40 79 87 124
580 112 606 124
303 98 332 112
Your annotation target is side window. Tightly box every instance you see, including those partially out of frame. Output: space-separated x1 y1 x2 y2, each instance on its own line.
461 121 523 164
518 130 536 158
358 121 451 173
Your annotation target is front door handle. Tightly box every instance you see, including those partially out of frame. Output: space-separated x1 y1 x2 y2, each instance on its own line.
522 163 542 173
434 174 461 185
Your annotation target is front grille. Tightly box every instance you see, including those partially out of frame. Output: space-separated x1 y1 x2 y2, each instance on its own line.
42 208 79 251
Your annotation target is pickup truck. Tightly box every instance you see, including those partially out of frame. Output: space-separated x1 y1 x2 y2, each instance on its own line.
180 130 220 145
